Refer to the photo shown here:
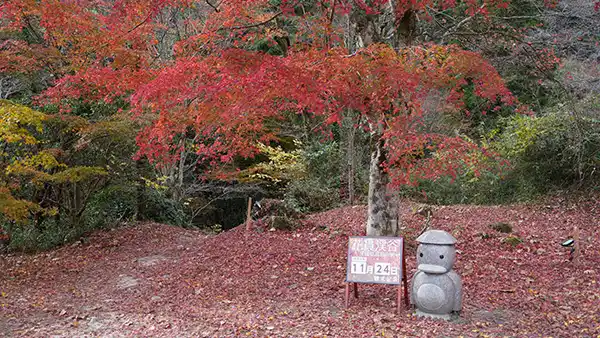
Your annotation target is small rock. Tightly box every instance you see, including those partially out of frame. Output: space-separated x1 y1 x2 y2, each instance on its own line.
462 262 474 277
117 275 139 289
137 255 167 267
151 296 161 301
87 317 104 331
489 222 512 233
535 248 546 255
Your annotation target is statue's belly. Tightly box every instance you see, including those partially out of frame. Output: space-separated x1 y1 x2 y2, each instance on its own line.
416 284 447 311
414 275 455 314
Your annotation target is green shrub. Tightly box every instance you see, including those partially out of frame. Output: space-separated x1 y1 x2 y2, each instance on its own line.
269 215 298 230
4 218 95 252
492 111 600 194
83 184 137 229
405 107 600 205
284 178 340 213
1 182 193 252
301 141 343 187
3 189 190 252
141 187 189 226
2 184 136 252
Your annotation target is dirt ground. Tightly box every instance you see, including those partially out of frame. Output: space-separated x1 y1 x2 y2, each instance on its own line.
1 201 599 337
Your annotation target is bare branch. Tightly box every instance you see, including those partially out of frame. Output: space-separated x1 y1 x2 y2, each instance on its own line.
216 0 301 32
217 11 284 31
206 0 221 12
0 75 27 99
441 4 486 41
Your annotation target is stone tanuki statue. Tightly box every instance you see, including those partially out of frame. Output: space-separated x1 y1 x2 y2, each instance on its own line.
411 230 462 320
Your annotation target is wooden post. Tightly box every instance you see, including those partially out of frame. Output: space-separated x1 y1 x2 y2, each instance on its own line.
245 197 252 231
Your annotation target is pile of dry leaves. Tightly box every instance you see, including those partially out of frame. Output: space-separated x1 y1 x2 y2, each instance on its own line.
1 201 598 336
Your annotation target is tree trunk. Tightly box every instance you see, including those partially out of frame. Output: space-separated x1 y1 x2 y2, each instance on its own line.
366 133 398 236
347 124 356 205
346 1 410 237
340 112 357 205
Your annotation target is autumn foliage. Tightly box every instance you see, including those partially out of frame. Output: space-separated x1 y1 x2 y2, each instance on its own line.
130 43 519 185
0 1 599 336
0 100 108 225
1 0 526 189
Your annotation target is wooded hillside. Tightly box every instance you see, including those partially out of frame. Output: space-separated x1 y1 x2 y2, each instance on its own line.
0 0 599 336
1 0 598 250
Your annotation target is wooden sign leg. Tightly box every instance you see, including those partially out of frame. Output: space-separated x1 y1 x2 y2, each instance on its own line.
397 285 402 314
353 283 359 299
403 276 409 307
402 245 409 308
345 283 350 308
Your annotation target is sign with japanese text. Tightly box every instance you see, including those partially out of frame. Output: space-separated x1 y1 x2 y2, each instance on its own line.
346 236 403 285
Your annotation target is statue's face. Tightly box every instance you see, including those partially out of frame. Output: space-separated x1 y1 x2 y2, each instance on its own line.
416 243 456 274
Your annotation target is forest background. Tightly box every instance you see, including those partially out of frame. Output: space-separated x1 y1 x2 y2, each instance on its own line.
0 0 599 251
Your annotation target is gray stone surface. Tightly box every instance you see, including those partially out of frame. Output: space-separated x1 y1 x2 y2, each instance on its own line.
137 255 167 267
411 230 462 320
415 309 451 321
416 230 457 245
117 275 139 289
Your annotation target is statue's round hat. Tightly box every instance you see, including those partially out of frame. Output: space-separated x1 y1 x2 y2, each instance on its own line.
416 230 456 245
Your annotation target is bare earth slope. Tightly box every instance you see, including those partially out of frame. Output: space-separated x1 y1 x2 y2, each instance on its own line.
1 202 599 337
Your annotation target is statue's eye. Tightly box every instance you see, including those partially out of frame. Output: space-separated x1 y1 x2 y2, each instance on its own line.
439 255 444 259
419 253 423 257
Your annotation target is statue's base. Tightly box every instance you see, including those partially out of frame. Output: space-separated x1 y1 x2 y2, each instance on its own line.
415 309 451 321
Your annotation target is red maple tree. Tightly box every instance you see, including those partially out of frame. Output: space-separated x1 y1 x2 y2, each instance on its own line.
1 0 525 235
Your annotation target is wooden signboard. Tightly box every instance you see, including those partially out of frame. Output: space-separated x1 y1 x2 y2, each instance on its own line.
345 236 409 313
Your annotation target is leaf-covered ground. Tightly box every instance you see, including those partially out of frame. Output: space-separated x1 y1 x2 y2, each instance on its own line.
1 201 599 337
